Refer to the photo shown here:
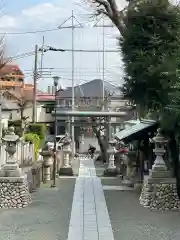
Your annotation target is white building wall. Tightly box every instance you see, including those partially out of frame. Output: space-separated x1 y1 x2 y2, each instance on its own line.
11 103 54 123
2 112 10 129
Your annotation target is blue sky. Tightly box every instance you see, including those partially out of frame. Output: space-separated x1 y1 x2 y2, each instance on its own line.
0 0 126 91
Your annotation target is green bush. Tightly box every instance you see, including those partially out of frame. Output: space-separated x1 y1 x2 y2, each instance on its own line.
24 133 40 160
27 124 47 145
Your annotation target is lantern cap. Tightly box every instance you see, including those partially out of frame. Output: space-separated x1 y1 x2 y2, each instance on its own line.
153 128 167 143
2 126 19 142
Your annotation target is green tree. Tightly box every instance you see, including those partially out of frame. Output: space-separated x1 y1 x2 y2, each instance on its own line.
119 0 180 116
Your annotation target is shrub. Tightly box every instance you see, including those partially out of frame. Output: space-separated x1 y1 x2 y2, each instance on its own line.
24 133 40 160
27 124 47 145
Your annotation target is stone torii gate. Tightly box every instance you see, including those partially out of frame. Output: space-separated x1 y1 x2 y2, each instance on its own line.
54 110 127 140
54 110 127 175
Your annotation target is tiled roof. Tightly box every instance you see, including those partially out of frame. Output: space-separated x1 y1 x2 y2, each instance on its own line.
4 88 55 102
115 119 157 141
57 79 121 98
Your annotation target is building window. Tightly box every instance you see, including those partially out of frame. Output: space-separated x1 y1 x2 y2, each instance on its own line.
58 99 65 106
66 100 72 107
46 107 52 113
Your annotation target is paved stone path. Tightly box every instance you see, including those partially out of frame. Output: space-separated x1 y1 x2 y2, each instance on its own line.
68 156 114 240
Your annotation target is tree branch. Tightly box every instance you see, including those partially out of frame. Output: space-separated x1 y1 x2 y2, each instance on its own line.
92 0 127 35
94 0 113 17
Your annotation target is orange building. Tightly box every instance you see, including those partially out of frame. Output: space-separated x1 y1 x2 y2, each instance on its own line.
0 64 24 82
0 64 55 102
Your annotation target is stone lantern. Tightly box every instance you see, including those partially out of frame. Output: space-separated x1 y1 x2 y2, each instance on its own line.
139 128 180 211
0 126 32 208
150 128 171 178
40 143 53 183
104 139 118 176
59 133 73 176
0 126 21 177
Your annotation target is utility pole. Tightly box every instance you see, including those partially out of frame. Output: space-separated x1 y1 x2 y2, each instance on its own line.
71 10 75 157
57 13 83 156
0 90 2 139
40 36 45 77
102 18 105 107
32 45 38 123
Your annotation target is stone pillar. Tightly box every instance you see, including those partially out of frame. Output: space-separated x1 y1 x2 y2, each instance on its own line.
40 145 53 183
66 117 71 135
59 142 73 176
122 154 133 187
140 129 180 211
0 127 31 208
56 149 62 173
104 140 118 176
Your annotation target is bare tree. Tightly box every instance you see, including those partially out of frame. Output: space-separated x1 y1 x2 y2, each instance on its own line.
77 95 111 162
89 115 109 162
7 87 29 136
94 0 126 34
17 88 29 136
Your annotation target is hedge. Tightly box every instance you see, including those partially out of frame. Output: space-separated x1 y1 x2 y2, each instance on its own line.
24 133 40 160
27 124 47 145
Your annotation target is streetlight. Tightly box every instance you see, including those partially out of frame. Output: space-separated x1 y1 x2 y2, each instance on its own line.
51 76 60 188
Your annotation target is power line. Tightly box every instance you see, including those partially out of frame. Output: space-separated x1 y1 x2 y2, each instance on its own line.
0 25 82 35
0 17 114 35
24 75 119 84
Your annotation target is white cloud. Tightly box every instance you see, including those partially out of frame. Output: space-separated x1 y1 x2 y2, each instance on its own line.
0 15 18 29
22 3 71 24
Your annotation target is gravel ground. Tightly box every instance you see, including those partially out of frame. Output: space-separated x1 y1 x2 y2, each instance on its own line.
94 162 180 240
104 190 180 240
0 178 75 240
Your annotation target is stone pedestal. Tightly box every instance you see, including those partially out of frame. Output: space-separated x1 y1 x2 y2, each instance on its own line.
0 163 22 177
140 177 180 211
59 144 73 176
0 176 31 208
43 156 53 183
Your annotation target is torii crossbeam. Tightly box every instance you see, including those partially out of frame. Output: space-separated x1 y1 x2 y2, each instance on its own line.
53 110 127 117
